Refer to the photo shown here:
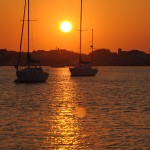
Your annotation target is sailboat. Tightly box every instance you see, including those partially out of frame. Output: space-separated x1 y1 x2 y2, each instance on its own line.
69 0 98 76
14 0 49 83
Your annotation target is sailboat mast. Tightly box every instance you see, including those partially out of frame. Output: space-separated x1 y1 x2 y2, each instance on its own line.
17 0 26 68
79 0 82 63
91 29 94 62
27 0 30 68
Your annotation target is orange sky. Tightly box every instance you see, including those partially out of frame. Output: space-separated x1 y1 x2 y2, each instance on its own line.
0 0 150 53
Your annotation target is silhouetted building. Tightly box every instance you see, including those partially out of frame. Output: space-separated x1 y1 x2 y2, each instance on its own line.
118 48 122 55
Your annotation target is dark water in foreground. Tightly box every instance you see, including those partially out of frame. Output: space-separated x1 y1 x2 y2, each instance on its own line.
0 66 150 150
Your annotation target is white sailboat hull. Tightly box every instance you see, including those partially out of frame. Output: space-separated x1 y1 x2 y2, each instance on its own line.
15 67 49 83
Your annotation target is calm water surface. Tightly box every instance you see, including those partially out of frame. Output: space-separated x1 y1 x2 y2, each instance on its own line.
0 66 150 149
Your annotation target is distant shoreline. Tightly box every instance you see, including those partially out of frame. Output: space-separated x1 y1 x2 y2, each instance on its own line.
0 48 150 66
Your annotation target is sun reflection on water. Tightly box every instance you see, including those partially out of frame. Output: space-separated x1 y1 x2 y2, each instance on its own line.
43 73 88 149
74 106 86 118
45 101 80 149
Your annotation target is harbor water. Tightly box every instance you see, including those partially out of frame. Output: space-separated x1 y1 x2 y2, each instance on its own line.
0 66 150 149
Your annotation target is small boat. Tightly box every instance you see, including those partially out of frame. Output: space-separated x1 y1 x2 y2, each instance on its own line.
69 62 98 76
15 67 49 83
14 0 49 83
69 0 98 76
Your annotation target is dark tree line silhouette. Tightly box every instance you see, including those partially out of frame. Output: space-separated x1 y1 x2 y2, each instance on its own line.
0 48 150 66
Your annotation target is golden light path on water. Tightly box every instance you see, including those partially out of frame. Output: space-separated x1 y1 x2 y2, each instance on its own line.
42 68 87 149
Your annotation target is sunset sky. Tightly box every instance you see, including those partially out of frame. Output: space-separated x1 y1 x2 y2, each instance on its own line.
0 0 150 54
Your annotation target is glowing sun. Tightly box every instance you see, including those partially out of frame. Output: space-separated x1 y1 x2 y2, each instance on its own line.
60 21 72 32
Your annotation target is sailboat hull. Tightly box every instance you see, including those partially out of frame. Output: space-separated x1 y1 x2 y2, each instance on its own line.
15 68 49 83
69 66 98 77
